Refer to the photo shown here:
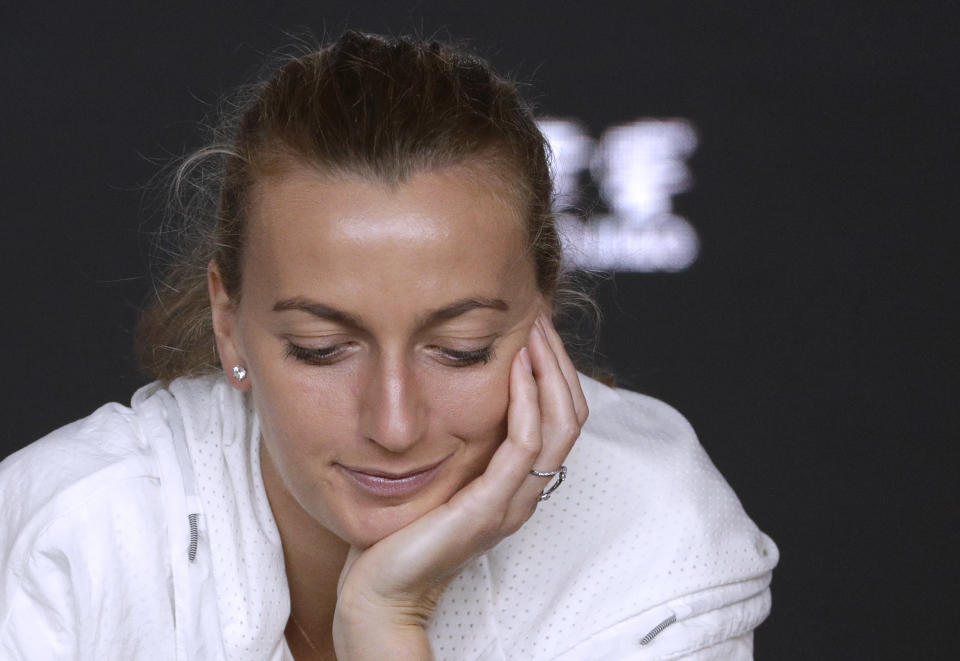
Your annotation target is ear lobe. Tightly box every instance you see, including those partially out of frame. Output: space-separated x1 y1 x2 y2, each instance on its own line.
208 261 250 390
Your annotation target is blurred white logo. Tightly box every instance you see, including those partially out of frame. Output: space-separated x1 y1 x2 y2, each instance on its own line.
539 118 699 272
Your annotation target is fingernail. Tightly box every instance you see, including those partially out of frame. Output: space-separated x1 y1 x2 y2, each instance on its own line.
519 347 532 373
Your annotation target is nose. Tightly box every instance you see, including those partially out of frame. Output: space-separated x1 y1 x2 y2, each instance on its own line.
359 354 427 453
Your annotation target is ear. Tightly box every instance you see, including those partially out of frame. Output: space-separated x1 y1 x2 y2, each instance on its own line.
208 260 251 391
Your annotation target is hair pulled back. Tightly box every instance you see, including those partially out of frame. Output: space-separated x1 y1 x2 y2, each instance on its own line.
136 31 562 381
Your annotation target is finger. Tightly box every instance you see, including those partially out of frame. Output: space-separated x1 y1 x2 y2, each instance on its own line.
463 344 542 510
385 348 542 575
500 319 581 521
528 317 581 459
336 348 550 610
539 314 589 426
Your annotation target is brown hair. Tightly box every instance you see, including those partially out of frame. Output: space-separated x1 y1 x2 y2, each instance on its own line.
136 30 586 381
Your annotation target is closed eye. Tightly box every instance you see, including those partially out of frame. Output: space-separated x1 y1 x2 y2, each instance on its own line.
285 342 351 366
435 345 493 367
285 341 494 367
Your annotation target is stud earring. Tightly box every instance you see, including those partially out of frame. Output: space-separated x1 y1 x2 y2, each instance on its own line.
232 365 248 382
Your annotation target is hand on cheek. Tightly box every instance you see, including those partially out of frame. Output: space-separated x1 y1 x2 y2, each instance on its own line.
331 312 588 658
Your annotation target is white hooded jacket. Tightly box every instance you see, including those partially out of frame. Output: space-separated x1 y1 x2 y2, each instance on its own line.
0 373 778 660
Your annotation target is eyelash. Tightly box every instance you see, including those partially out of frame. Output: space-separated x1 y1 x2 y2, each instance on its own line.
283 342 494 367
439 346 493 366
284 343 349 366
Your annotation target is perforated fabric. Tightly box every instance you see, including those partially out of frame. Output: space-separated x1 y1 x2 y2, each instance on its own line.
424 377 778 660
0 373 777 660
166 377 290 660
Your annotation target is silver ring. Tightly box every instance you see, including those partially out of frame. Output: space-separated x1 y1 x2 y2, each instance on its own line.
530 465 567 501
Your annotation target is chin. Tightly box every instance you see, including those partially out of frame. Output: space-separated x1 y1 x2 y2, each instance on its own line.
338 502 428 549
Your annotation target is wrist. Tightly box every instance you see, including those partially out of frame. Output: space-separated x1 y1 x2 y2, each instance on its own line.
333 592 435 660
332 609 433 661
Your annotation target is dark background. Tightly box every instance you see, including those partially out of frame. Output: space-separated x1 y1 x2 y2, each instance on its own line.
2 2 958 659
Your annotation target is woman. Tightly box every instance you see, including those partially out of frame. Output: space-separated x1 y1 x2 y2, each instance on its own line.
0 31 777 660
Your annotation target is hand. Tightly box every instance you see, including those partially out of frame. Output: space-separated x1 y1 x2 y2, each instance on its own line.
331 313 589 659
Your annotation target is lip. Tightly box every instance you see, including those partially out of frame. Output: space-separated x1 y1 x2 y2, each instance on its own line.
337 456 449 499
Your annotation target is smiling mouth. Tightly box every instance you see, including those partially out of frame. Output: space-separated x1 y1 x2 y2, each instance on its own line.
337 456 449 498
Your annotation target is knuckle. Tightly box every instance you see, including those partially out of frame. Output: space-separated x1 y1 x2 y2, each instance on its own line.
502 506 533 538
503 515 526 537
511 432 542 456
522 499 539 525
475 510 508 545
553 417 582 444
469 476 500 508
578 401 590 426
460 491 508 542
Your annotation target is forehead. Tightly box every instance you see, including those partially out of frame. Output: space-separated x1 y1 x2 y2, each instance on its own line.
241 165 535 316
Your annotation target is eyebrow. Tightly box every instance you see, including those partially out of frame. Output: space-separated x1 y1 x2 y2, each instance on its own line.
272 296 509 329
273 298 362 327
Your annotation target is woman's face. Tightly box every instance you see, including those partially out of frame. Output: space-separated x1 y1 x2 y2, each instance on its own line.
211 163 543 549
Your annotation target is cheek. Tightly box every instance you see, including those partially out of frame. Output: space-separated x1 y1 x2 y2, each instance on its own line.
428 362 512 443
248 354 360 460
